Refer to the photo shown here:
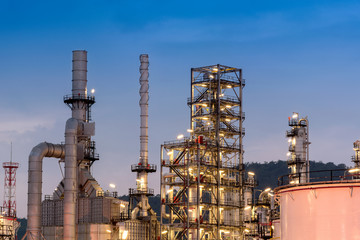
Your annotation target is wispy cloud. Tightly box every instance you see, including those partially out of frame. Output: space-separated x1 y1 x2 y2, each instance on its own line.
0 110 56 143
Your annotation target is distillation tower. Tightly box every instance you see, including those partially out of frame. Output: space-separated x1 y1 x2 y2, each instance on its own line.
127 54 159 240
25 50 127 240
160 65 245 239
285 112 309 184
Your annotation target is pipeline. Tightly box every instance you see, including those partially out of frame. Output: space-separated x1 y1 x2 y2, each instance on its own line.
63 118 79 240
27 142 65 238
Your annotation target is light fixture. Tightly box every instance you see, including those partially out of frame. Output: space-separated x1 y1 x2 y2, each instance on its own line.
349 168 360 173
248 172 255 176
109 183 116 189
264 188 271 192
177 134 184 139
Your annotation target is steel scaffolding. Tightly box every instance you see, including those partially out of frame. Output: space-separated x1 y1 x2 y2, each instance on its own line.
160 65 245 240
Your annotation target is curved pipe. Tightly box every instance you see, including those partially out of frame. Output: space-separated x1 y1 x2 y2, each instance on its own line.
27 142 65 238
64 118 79 240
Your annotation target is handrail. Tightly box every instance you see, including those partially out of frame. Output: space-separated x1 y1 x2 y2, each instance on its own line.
277 168 349 186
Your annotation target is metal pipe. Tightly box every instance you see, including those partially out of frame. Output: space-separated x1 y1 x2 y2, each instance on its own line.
27 142 65 239
72 50 87 121
63 118 79 240
139 54 149 217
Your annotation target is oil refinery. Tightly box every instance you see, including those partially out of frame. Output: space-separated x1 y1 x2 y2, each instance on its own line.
0 50 356 240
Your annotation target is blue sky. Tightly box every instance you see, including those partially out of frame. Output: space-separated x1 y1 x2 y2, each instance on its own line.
0 0 360 217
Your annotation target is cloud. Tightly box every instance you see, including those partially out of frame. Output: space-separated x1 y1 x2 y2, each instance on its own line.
0 111 56 143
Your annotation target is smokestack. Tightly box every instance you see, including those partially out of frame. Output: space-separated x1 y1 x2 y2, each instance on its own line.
71 50 87 121
139 54 149 217
139 54 149 171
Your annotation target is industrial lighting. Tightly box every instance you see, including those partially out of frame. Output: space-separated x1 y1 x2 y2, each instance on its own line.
244 206 251 210
177 134 184 139
109 183 116 189
248 172 255 176
106 229 111 233
167 189 173 193
213 67 218 72
91 88 95 94
122 230 128 239
244 229 250 233
292 113 298 119
219 93 224 97
167 151 173 156
268 193 274 197
201 84 207 87
161 230 168 234
290 180 295 184
187 129 193 133
203 117 209 120
227 85 232 88
286 152 291 157
120 204 125 208
349 168 360 173
209 75 214 79
288 139 292 143
264 188 271 192
226 105 231 108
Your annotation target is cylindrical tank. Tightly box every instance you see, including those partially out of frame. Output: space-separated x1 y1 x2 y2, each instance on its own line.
276 182 360 240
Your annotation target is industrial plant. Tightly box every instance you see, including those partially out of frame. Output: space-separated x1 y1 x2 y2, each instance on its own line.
0 50 355 239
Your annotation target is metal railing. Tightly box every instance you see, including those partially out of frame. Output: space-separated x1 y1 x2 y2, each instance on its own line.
278 168 349 186
63 94 95 102
129 188 154 196
131 164 157 172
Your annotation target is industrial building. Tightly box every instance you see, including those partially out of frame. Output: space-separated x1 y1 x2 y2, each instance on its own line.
24 51 159 240
20 50 360 240
160 65 245 239
275 113 360 240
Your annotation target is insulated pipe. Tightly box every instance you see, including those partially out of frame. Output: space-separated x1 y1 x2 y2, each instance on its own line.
72 50 87 121
27 142 65 239
139 54 149 217
63 118 79 240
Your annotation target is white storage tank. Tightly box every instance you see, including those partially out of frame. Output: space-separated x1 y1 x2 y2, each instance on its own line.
276 181 360 240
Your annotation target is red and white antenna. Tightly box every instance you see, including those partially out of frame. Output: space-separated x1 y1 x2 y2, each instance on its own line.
3 143 19 217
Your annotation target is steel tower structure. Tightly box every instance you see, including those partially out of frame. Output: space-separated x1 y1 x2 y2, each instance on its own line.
286 112 310 184
160 65 245 240
3 160 19 218
1 149 20 240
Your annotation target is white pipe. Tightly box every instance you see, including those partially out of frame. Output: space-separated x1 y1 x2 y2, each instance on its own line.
72 50 87 121
139 54 149 217
63 118 79 240
27 142 65 239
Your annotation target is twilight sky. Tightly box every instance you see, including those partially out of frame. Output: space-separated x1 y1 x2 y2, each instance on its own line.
0 0 360 218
